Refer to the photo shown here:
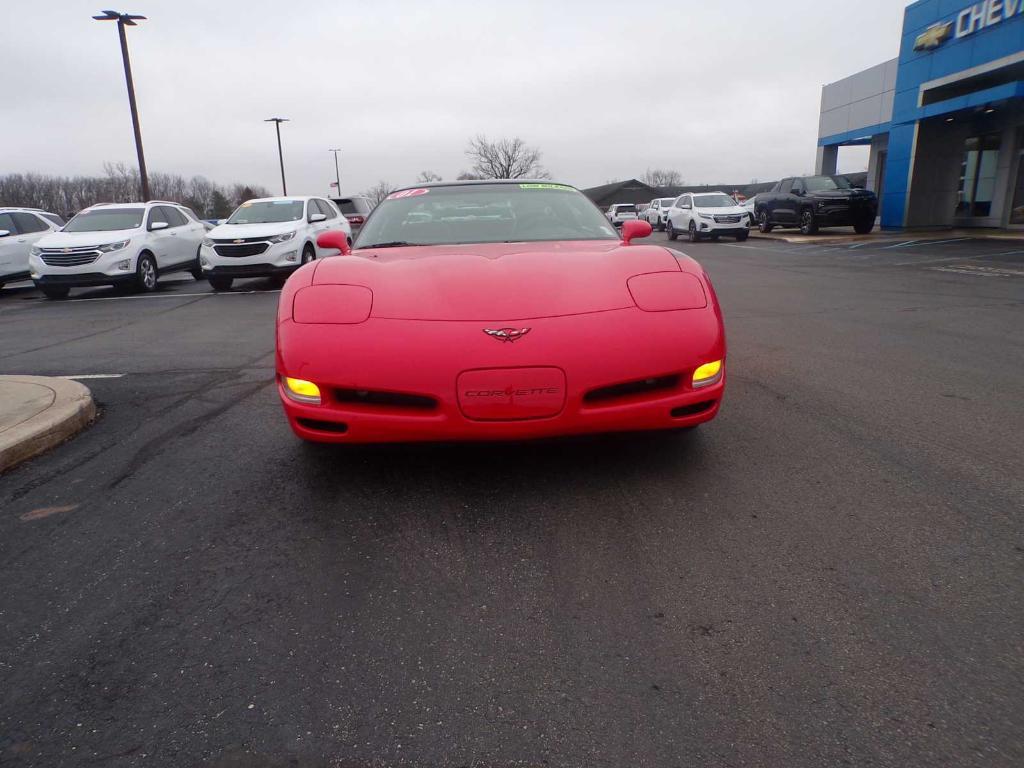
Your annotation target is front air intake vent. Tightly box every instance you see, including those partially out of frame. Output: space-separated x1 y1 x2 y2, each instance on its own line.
583 374 680 404
334 389 438 411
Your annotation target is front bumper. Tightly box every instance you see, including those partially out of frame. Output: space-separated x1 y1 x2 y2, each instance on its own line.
276 307 726 443
33 272 135 288
204 263 299 279
200 240 303 274
30 249 137 282
696 218 750 236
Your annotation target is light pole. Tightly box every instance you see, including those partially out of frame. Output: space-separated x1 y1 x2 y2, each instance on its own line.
265 118 290 195
92 10 150 201
329 148 342 196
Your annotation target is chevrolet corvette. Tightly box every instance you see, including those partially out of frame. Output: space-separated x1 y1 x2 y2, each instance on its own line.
275 181 725 443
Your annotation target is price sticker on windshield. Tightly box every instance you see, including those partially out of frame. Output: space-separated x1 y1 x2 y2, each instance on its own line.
386 188 430 200
519 183 574 191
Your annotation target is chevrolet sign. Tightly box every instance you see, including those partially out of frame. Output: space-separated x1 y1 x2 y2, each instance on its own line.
913 21 952 50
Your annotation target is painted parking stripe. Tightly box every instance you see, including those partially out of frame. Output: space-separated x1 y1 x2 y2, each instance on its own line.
58 374 126 380
885 237 974 249
52 289 281 303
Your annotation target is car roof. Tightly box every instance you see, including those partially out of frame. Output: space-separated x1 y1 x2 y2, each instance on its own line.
692 191 730 197
390 179 578 192
245 196 318 203
0 207 54 213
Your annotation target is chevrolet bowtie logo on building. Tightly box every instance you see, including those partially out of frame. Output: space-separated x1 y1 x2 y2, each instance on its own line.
483 327 531 343
914 20 953 50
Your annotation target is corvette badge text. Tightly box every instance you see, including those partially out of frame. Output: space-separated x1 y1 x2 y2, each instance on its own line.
464 387 561 398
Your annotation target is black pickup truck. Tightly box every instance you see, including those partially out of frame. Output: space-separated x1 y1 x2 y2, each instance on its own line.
755 175 877 235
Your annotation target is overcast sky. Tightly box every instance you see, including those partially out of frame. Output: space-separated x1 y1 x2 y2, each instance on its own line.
2 0 911 196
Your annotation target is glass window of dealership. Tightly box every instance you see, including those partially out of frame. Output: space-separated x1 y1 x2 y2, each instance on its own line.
817 0 1024 229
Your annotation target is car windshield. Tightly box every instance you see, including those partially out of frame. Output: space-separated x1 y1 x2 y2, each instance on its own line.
227 200 305 224
332 199 362 215
804 175 852 192
693 194 738 208
356 183 619 247
63 208 144 232
659 198 675 205
614 205 636 213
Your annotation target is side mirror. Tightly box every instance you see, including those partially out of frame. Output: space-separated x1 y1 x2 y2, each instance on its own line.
0 230 9 238
621 219 652 245
317 230 352 255
149 221 169 231
309 213 327 223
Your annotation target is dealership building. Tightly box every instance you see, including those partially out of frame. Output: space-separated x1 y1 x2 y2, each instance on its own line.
817 0 1024 229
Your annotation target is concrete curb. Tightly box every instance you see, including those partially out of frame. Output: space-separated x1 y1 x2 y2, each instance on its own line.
0 376 96 474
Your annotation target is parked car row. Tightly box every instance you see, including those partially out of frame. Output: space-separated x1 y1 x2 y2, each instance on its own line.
1 196 353 299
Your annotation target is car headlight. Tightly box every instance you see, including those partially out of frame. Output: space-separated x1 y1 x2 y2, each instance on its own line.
202 238 215 247
269 231 296 244
699 213 715 219
282 376 321 404
30 245 42 257
98 239 129 253
692 360 723 388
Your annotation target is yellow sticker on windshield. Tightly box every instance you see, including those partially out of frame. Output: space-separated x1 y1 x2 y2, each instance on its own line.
519 183 574 191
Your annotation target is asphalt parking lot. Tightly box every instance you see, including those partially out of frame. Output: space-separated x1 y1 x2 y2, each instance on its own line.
1 234 1022 767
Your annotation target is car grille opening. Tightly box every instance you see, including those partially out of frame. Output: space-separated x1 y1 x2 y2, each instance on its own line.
671 400 715 418
713 214 742 224
583 374 680 404
296 418 348 433
39 248 101 266
213 243 270 258
334 388 438 411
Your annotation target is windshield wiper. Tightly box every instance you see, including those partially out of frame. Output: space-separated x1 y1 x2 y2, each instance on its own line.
360 241 417 249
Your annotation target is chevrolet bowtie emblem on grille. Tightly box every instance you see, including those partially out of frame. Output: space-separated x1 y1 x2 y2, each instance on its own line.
62 248 71 253
483 327 531 343
233 239 244 243
913 21 952 51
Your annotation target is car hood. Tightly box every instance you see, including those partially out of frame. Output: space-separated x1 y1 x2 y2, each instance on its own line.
208 222 301 239
311 240 686 321
806 189 877 201
35 228 139 248
694 206 747 216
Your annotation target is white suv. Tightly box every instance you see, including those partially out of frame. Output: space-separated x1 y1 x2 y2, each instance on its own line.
605 203 638 228
666 192 750 243
641 198 677 231
200 196 352 291
30 201 206 299
0 208 65 290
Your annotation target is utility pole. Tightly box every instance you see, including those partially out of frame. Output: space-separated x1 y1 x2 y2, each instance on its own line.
329 148 342 196
93 10 150 201
265 118 290 195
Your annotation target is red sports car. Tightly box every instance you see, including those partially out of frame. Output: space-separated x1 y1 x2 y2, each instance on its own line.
275 181 725 443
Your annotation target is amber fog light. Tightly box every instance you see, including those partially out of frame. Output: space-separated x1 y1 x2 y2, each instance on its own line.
692 360 723 388
283 376 322 404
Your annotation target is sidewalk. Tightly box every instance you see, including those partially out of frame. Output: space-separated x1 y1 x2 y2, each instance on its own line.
748 226 1024 245
0 376 95 473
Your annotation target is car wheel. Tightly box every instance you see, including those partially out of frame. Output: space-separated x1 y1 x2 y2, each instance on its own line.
667 221 678 241
190 245 204 280
853 217 875 235
736 230 749 242
799 207 818 235
208 275 233 291
135 252 158 292
301 243 316 265
657 220 666 232
41 286 70 300
688 221 700 242
758 210 773 233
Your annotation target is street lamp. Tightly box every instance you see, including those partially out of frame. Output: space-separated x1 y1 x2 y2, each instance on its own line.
329 148 341 196
92 10 150 201
265 118 290 195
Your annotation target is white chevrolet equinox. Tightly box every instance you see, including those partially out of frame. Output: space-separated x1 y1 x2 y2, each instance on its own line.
200 196 352 291
30 201 206 299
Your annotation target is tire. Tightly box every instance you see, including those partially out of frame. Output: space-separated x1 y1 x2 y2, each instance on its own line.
190 245 204 280
208 275 233 291
758 210 773 233
300 243 316 265
657 220 666 232
688 221 700 242
736 230 749 242
799 207 818 235
135 252 158 292
41 286 70 300
667 221 679 241
853 217 875 235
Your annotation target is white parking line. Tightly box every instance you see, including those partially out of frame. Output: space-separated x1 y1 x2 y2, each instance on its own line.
55 289 281 303
885 237 974 249
58 374 126 380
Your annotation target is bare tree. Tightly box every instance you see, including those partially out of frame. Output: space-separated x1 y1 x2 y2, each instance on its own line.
362 180 397 205
465 135 548 179
416 170 442 183
642 168 684 187
456 170 486 180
